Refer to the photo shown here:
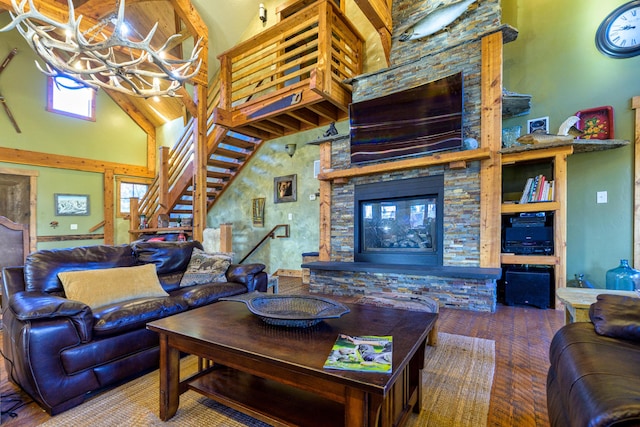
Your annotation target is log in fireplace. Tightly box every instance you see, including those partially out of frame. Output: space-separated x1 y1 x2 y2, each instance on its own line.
354 175 444 266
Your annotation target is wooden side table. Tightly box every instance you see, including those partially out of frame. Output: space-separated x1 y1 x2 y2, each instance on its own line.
556 287 637 324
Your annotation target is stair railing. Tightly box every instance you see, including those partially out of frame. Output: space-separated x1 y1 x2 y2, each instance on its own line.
239 224 290 264
132 76 223 230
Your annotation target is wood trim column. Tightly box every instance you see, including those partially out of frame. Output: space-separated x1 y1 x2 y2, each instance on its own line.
480 31 503 268
319 141 332 261
158 147 170 215
554 151 569 304
103 169 115 245
192 83 209 243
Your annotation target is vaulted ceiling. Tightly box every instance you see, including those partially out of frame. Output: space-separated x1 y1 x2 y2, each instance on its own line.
0 0 389 127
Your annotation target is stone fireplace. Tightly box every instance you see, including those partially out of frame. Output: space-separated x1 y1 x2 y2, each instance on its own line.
303 0 506 312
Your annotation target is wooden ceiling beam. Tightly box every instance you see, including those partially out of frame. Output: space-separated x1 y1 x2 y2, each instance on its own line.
168 0 209 86
353 0 392 64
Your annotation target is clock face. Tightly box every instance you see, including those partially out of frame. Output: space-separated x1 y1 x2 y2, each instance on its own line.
596 0 640 58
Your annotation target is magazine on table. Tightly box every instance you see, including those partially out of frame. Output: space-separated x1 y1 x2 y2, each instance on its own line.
323 334 392 373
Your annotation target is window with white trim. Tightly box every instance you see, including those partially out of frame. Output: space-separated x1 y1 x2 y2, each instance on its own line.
46 76 96 121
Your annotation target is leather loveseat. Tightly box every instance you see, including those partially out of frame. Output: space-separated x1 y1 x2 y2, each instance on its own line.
547 294 640 427
1 240 267 415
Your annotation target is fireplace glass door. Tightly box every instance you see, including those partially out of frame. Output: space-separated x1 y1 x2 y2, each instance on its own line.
361 196 437 254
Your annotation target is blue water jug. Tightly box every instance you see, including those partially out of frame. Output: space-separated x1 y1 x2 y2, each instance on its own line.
605 259 640 291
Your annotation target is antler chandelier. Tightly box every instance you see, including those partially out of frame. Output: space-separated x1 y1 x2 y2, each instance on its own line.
0 0 203 97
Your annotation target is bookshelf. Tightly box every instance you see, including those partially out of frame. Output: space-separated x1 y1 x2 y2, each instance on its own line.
500 145 572 308
500 140 629 307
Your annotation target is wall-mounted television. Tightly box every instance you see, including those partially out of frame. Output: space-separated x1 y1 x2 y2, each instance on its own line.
349 72 464 164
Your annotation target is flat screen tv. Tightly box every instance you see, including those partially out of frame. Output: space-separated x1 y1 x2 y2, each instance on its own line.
349 72 464 164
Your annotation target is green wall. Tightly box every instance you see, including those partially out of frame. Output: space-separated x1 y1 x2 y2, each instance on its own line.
502 0 640 287
0 14 148 249
208 122 349 273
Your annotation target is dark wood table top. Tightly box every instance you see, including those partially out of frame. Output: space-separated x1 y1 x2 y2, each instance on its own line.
148 299 437 394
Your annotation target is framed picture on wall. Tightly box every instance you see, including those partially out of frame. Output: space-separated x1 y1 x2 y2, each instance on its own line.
274 175 297 203
252 197 266 226
527 116 549 134
55 193 90 216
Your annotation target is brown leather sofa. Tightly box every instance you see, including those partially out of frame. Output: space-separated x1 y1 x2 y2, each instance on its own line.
547 294 640 427
1 240 267 415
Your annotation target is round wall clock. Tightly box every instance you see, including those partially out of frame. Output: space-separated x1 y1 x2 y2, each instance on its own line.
595 0 640 58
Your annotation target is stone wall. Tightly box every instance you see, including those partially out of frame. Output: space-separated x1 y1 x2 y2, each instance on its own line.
310 269 496 312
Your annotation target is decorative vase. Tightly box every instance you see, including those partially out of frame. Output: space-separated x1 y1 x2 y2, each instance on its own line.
605 259 640 291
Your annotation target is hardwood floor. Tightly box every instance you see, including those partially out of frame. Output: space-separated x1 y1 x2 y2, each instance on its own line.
0 277 564 426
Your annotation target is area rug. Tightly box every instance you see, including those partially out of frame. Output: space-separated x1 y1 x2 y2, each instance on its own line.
39 333 495 427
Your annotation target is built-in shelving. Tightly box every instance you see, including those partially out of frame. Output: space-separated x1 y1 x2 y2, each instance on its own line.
500 139 629 307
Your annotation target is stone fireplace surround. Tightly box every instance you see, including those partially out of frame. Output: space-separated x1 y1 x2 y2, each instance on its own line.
303 146 501 312
302 0 505 312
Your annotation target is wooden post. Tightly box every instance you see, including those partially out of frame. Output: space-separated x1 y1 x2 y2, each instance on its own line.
158 146 170 215
103 169 115 245
218 54 233 112
192 83 208 243
129 197 140 243
318 141 332 261
317 1 333 92
554 151 569 305
220 223 233 253
479 31 503 269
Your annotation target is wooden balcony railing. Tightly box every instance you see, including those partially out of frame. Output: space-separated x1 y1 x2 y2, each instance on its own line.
215 0 364 139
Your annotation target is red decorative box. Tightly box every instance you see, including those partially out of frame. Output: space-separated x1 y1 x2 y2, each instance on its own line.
575 106 614 140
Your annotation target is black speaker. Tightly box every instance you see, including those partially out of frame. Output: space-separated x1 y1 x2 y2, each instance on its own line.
504 268 551 309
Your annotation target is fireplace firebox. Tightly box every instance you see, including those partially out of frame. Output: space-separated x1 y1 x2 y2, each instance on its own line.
354 175 444 266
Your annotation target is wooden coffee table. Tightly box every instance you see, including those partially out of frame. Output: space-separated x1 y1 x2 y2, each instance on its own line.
147 300 437 427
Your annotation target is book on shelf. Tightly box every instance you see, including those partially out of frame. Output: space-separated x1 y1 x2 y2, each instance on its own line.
519 175 554 203
323 334 392 373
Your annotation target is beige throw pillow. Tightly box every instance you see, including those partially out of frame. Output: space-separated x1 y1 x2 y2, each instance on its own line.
180 248 232 287
58 263 168 309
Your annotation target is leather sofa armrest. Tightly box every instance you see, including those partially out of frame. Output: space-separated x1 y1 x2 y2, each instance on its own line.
9 291 93 342
2 266 26 303
226 263 267 292
590 294 640 341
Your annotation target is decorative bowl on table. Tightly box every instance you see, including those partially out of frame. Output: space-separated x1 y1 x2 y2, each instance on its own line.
220 293 350 327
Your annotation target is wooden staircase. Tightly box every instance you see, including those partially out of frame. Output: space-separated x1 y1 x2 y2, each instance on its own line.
129 0 364 239
131 78 264 231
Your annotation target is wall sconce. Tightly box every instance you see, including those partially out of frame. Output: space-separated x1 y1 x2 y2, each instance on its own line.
259 3 267 23
285 143 297 157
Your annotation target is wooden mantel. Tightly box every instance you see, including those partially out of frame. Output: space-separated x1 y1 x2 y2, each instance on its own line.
317 148 492 182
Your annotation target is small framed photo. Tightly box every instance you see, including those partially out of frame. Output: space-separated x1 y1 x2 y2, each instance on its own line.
527 116 549 134
55 193 90 216
274 175 297 203
252 197 265 226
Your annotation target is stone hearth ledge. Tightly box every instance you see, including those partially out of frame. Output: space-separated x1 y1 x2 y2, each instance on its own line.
301 261 502 280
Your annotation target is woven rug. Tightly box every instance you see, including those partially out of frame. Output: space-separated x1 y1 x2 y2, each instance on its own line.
39 333 494 427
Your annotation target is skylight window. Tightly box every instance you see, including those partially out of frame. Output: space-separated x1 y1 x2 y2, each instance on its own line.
46 76 96 121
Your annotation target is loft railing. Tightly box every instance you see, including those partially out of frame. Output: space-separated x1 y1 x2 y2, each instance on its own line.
216 0 362 117
239 224 290 264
